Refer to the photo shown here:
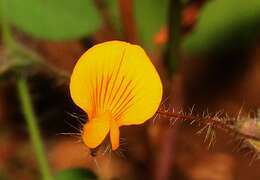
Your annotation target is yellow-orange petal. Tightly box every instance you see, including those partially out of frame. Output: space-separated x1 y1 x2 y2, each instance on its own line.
114 44 162 126
70 40 163 149
110 119 120 150
82 112 111 149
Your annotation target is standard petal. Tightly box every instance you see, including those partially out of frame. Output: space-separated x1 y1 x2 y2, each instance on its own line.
70 41 128 118
70 40 162 126
111 44 163 126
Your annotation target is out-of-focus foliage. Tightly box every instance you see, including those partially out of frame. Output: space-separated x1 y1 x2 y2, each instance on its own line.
55 168 97 180
6 0 101 40
184 0 260 56
0 174 5 180
134 0 169 50
105 0 122 35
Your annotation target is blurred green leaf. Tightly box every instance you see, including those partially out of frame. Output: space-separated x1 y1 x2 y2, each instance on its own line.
6 0 101 40
0 176 5 180
183 0 260 56
0 172 8 180
55 168 97 180
134 0 169 50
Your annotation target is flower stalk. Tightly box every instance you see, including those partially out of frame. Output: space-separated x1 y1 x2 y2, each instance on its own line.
1 0 53 179
17 77 53 180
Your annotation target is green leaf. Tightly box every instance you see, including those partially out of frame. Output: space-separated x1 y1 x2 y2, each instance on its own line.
134 0 169 50
183 0 260 56
55 168 97 180
6 0 101 40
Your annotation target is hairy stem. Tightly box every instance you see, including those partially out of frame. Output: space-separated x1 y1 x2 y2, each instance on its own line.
157 109 260 142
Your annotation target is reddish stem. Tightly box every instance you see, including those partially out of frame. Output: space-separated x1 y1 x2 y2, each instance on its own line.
157 109 260 142
118 0 138 43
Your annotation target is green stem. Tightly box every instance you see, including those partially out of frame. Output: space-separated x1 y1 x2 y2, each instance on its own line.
17 77 53 180
0 0 15 49
165 0 182 75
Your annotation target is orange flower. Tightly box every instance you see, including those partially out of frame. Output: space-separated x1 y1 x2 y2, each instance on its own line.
70 41 162 150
